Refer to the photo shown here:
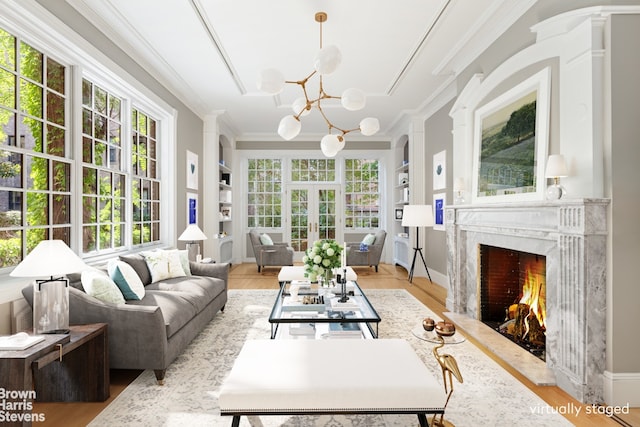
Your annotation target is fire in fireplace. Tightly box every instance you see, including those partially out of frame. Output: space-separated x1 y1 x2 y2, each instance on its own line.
479 245 546 360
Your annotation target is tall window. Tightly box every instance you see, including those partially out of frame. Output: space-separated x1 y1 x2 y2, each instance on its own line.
247 159 282 228
344 159 380 229
131 109 160 245
0 29 71 267
81 79 125 253
291 159 335 182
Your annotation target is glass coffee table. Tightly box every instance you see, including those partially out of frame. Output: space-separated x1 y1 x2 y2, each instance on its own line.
269 280 381 339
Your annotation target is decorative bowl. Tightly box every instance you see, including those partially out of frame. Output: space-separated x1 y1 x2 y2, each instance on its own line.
435 321 456 337
422 317 436 331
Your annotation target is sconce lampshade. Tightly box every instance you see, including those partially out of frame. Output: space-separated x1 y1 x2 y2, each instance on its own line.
402 205 434 227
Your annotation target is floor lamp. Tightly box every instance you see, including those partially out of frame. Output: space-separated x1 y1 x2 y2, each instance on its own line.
402 205 434 283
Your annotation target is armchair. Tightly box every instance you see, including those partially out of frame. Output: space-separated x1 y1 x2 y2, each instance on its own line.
248 230 294 272
345 230 387 272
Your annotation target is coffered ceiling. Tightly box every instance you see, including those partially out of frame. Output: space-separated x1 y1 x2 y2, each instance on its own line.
67 0 536 141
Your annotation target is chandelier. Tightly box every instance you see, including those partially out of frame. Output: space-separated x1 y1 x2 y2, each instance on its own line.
257 11 380 157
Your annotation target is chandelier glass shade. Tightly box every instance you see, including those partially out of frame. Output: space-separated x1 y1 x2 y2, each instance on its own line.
257 12 379 157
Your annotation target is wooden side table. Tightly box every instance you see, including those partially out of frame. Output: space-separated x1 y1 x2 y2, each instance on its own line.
0 323 109 426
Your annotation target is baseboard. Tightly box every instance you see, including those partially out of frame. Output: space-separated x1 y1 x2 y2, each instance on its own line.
604 370 640 406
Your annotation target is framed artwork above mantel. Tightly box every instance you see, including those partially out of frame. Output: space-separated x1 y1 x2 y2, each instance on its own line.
471 67 550 203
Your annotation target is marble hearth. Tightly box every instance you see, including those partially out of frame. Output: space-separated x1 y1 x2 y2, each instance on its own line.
445 199 608 403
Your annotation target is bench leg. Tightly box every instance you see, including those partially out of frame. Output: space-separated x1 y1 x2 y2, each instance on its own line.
417 413 429 427
231 415 241 427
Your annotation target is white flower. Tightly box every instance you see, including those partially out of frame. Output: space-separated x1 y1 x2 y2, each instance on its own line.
313 255 322 264
326 248 335 256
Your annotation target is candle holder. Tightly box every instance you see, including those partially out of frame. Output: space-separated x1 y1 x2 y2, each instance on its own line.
339 267 349 302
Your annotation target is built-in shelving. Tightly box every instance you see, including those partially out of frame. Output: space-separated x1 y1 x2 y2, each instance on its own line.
214 139 233 264
392 138 410 271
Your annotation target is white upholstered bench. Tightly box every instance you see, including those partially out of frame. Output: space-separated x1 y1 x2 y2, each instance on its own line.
277 265 358 282
219 339 446 427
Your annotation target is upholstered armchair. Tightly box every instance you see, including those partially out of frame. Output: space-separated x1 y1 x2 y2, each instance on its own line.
345 230 387 272
248 230 294 272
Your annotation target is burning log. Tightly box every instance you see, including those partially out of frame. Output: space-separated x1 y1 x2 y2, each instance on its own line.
511 303 545 345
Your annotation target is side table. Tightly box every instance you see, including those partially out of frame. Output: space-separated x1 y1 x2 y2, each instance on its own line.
0 323 109 427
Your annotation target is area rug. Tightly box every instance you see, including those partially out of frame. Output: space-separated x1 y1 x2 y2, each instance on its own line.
89 289 571 426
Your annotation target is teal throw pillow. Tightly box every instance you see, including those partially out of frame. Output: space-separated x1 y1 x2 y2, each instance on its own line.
107 259 145 300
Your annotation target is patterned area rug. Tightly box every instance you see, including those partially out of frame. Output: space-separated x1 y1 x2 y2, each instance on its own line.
89 289 571 426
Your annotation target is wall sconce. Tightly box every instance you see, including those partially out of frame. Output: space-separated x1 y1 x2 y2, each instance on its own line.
544 154 568 200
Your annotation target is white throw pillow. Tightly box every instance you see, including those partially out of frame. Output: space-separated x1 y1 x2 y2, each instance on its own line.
259 233 274 245
107 259 145 300
81 269 125 304
168 249 191 276
362 233 376 246
142 250 187 282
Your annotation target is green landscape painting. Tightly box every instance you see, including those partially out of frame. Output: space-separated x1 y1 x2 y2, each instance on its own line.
477 90 538 197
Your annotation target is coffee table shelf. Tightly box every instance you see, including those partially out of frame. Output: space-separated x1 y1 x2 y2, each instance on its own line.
269 280 381 339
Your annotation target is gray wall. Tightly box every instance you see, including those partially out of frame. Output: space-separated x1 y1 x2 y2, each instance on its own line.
423 100 454 275
36 0 204 236
609 13 640 373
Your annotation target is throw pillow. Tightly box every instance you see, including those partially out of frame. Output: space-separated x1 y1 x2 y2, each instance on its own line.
259 233 274 245
177 249 192 276
81 269 125 305
107 259 145 300
362 233 376 246
142 250 187 283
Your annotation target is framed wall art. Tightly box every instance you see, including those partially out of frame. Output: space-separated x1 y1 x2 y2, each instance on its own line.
186 150 198 190
433 150 446 190
433 193 446 231
471 67 550 203
395 208 403 220
187 192 198 225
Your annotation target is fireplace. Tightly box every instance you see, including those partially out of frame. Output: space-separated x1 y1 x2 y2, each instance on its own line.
479 245 546 361
445 199 608 403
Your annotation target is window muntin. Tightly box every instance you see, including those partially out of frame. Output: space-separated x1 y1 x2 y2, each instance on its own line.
290 159 335 182
247 159 282 228
0 28 71 268
344 159 380 229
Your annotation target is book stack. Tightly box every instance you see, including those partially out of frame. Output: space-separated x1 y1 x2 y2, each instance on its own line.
328 322 362 338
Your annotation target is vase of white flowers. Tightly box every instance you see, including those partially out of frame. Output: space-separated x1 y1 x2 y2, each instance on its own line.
302 239 343 283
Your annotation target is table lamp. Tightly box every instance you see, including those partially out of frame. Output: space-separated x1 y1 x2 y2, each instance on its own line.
178 224 208 261
10 240 87 334
545 154 568 200
402 205 434 283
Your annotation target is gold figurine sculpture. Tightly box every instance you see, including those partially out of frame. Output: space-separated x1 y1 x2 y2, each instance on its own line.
431 335 464 427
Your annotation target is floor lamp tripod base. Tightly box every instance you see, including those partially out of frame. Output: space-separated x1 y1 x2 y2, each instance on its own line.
408 226 432 284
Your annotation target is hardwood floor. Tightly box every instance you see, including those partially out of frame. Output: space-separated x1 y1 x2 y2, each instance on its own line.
32 263 636 426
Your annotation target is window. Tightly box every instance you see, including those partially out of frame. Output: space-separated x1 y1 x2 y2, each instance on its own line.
291 159 335 182
247 159 282 228
344 159 380 229
0 28 71 267
131 109 160 245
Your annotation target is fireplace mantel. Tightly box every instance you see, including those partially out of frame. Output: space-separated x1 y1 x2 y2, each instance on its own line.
445 198 609 403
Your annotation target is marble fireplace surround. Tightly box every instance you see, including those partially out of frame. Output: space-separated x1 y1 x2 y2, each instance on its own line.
445 198 608 403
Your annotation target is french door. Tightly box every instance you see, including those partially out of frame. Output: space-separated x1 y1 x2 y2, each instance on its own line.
288 184 341 259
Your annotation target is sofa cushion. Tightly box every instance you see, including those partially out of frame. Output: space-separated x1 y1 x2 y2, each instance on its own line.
108 259 145 300
146 276 226 304
142 250 186 283
81 269 125 304
128 290 198 338
119 254 152 286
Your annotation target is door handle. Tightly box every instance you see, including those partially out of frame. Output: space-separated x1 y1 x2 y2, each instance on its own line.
309 223 312 232
315 223 318 232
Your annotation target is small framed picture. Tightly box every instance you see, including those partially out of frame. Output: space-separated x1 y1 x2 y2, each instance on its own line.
395 208 403 220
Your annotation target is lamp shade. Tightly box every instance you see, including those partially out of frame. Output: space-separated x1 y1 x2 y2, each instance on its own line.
341 88 366 111
454 177 465 192
320 134 340 157
402 205 434 227
178 224 208 242
359 117 380 136
313 45 341 75
278 115 302 140
545 154 568 178
292 97 311 117
10 240 86 278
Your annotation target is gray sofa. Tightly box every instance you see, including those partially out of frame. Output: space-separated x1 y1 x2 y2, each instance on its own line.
22 254 229 384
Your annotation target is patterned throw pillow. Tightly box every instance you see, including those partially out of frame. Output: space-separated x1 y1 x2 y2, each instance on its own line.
259 233 274 245
167 249 191 276
81 269 125 304
107 259 145 300
142 250 187 283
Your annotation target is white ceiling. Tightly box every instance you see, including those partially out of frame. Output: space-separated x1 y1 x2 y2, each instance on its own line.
67 0 537 142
